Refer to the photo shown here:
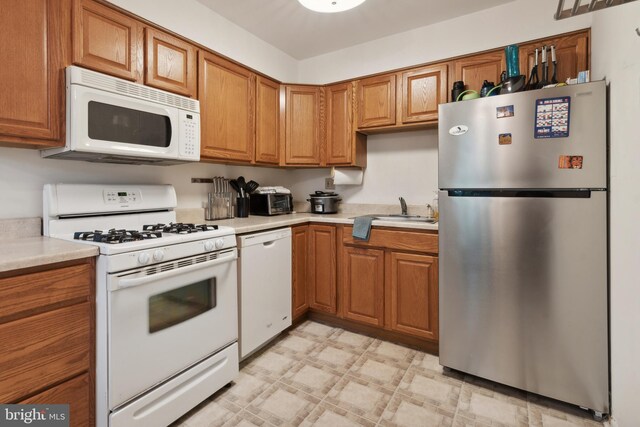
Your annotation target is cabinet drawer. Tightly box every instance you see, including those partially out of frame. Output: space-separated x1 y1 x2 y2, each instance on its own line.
0 263 92 321
0 303 90 402
343 226 438 253
20 374 91 427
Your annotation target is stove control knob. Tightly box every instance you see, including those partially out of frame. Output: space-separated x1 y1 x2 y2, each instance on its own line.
215 238 225 249
138 252 151 265
153 250 165 262
204 240 215 252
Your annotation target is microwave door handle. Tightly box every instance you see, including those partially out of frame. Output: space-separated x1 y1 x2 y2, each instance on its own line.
112 250 236 291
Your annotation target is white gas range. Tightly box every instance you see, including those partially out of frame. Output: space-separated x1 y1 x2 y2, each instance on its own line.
44 184 239 427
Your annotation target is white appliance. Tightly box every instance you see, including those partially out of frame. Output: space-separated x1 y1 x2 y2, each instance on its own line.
41 66 200 165
44 184 238 427
237 228 292 359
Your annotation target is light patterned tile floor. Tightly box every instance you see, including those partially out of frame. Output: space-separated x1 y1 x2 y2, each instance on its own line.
173 320 608 427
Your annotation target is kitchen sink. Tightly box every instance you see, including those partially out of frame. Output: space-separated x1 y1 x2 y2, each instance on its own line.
352 214 437 223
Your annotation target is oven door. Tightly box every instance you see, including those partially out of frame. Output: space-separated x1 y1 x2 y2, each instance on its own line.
69 83 180 160
107 248 237 409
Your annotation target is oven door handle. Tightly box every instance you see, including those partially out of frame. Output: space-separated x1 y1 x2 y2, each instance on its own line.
113 250 236 291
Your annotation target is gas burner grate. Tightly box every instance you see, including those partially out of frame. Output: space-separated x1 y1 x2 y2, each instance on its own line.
74 229 162 244
144 223 219 234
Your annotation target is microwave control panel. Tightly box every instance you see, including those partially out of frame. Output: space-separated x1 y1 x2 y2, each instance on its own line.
104 189 141 205
179 111 200 160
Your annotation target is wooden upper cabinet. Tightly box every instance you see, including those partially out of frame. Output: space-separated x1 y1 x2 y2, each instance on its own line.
388 252 438 341
357 74 396 128
399 64 448 124
341 246 385 327
73 0 142 81
325 82 367 167
0 0 68 147
255 76 280 165
326 83 353 165
198 51 255 162
308 224 337 314
284 85 322 165
519 31 589 86
144 27 197 97
452 49 505 96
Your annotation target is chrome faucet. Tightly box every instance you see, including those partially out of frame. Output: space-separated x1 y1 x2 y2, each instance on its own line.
399 197 408 216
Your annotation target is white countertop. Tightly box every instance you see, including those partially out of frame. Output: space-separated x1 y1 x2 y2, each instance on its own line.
176 210 438 235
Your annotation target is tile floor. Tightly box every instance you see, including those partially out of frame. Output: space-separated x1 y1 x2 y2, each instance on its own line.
173 320 607 427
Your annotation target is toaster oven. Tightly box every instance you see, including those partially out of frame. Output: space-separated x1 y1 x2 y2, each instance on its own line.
249 193 293 216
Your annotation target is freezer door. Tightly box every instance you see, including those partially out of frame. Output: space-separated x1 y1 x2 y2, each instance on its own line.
439 190 609 413
438 81 606 189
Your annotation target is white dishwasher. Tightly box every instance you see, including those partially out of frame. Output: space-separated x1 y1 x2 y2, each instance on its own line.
237 227 292 359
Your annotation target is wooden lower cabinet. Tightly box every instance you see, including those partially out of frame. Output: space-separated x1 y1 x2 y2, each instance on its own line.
291 225 309 320
388 252 438 340
295 223 439 347
21 374 91 427
341 246 384 327
307 224 337 314
0 259 95 426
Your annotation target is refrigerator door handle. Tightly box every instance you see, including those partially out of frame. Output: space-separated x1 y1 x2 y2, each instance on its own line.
446 189 594 198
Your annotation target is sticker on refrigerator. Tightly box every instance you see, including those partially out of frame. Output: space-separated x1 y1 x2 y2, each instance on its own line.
534 96 570 139
499 133 512 145
449 125 468 136
558 155 583 169
496 105 514 118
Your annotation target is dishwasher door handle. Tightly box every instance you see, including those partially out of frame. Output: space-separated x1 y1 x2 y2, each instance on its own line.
262 240 276 247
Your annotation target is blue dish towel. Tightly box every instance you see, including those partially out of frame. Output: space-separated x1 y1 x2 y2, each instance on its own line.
352 216 373 241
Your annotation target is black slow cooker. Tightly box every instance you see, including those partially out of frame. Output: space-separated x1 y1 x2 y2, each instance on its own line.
307 191 341 214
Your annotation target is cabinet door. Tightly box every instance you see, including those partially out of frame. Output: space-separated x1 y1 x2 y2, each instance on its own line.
291 225 309 320
519 31 589 85
285 85 321 165
388 252 438 340
308 225 337 314
73 0 142 81
357 74 396 128
255 76 280 165
400 64 448 124
198 51 255 162
452 50 505 96
144 27 197 97
21 374 90 427
0 303 90 402
0 0 67 145
342 246 385 327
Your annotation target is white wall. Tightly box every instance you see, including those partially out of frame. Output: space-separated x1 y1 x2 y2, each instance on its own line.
106 0 298 82
298 0 592 84
591 3 640 426
0 147 291 219
288 130 439 207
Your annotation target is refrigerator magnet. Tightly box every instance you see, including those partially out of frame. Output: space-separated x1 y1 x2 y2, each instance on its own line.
499 133 512 145
496 105 514 118
535 96 571 139
558 155 583 169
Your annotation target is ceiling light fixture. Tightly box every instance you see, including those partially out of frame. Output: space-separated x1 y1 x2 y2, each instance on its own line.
298 0 367 13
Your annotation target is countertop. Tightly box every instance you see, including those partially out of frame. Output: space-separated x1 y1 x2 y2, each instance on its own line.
0 218 99 273
0 209 436 273
176 211 439 235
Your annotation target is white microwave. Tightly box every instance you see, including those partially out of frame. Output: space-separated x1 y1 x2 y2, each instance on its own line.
41 66 200 165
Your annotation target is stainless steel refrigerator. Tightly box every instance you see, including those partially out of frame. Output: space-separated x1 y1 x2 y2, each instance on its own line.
438 81 609 415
